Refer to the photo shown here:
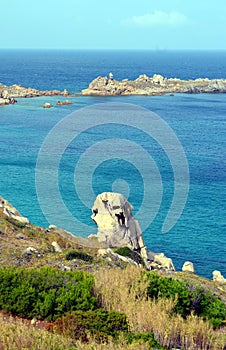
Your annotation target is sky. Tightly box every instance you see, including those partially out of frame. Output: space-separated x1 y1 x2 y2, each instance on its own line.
1 0 226 50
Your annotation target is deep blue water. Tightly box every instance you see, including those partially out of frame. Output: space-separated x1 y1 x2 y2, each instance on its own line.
0 50 225 278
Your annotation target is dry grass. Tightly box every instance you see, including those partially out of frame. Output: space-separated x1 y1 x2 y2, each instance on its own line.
0 314 150 350
94 266 226 350
0 314 73 350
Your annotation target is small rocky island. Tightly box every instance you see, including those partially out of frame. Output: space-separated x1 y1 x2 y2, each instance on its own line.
82 73 226 96
0 83 69 105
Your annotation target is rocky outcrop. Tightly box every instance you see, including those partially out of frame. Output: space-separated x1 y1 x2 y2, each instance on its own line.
0 83 69 105
82 73 226 96
213 270 226 284
43 102 53 108
91 192 148 260
0 196 29 224
90 192 175 271
149 253 175 271
97 248 139 266
182 261 195 273
56 100 73 105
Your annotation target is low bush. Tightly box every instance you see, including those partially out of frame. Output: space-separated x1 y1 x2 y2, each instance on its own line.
145 272 226 328
65 250 93 262
48 309 128 343
0 266 97 321
126 332 164 349
114 247 144 265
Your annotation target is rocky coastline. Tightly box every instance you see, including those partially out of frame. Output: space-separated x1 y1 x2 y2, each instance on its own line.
0 82 69 105
1 192 225 284
1 73 226 106
82 73 226 96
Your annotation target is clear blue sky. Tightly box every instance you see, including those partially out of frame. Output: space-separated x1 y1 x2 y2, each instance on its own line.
1 0 226 50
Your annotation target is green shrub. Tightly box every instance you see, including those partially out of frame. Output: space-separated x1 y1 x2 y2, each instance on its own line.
49 309 128 343
126 332 164 349
65 250 93 262
114 247 144 265
0 266 97 321
145 272 226 328
190 286 226 328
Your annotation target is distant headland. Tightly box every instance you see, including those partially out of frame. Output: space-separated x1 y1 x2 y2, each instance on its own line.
1 73 226 106
82 73 226 96
0 83 69 105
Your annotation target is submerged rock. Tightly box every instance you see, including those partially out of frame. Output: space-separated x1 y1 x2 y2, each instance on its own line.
42 102 53 108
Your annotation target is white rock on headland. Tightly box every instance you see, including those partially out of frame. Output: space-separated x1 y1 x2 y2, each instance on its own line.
90 192 175 271
182 261 195 273
0 195 29 224
51 241 63 253
91 192 148 260
212 270 226 283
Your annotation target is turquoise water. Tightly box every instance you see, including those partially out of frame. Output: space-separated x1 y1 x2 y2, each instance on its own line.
0 50 225 278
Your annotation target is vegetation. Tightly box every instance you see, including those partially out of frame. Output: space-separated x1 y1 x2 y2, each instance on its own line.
114 246 144 265
145 272 226 328
0 266 97 321
65 249 93 262
48 309 129 342
0 210 225 349
94 266 226 349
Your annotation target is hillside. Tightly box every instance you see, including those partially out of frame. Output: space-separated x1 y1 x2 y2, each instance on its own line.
0 196 225 349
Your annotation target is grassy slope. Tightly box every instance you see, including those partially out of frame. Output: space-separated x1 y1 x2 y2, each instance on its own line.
0 208 225 349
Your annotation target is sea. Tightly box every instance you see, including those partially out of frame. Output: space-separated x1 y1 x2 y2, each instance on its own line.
0 49 225 279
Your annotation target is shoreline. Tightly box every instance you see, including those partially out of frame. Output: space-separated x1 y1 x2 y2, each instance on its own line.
1 73 226 105
0 83 70 105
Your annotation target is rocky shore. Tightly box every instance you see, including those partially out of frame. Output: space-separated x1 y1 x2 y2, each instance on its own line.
0 83 69 105
82 73 226 96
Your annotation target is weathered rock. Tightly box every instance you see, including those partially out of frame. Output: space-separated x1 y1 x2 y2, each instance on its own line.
212 270 226 283
0 195 29 224
150 253 175 272
0 98 9 105
97 248 138 266
182 261 195 273
56 100 73 106
109 72 114 80
48 224 58 230
16 233 26 239
82 74 226 96
23 247 38 255
91 192 148 261
2 90 9 99
51 241 63 253
43 102 53 108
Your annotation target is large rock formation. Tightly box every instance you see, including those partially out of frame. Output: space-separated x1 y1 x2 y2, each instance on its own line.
91 192 148 261
90 192 175 271
82 74 226 96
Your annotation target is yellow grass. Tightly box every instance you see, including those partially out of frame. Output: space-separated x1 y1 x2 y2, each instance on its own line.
0 314 150 350
94 266 226 350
